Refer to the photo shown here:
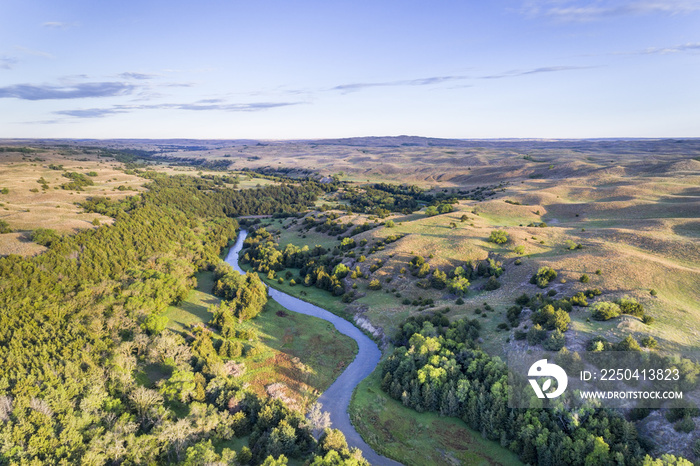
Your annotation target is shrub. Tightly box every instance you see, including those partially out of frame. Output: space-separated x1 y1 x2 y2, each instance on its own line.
674 416 695 433
543 329 566 351
592 301 620 321
642 314 654 325
530 266 557 288
455 297 464 305
31 228 59 247
385 220 395 228
650 289 658 296
526 325 547 345
588 339 607 352
615 335 641 352
219 339 243 358
580 274 590 283
483 276 501 291
416 262 431 278
431 269 448 290
666 401 700 423
507 306 522 325
570 292 588 307
489 229 508 244
514 245 525 255
448 276 470 296
496 323 510 331
514 330 527 340
514 294 530 307
142 313 168 335
368 279 382 290
0 219 11 234
640 336 658 349
619 297 644 317
424 206 439 216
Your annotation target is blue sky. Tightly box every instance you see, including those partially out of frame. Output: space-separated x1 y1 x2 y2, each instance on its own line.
1 0 699 139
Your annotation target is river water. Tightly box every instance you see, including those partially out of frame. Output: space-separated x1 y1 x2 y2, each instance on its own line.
224 231 402 466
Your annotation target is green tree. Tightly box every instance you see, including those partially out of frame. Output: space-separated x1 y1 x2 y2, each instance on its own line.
530 266 557 288
142 313 168 335
592 301 621 321
488 230 508 244
448 276 470 296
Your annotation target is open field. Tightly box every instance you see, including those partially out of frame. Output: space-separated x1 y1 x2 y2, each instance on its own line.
223 137 700 357
0 145 279 256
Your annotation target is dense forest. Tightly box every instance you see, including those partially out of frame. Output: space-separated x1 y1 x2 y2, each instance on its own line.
381 313 697 465
0 171 367 465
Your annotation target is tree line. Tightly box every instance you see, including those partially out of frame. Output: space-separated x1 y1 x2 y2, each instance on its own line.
380 313 695 465
0 169 366 464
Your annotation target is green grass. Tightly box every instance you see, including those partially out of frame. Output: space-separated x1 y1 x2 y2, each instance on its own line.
349 368 522 466
240 262 348 317
237 299 357 398
163 267 357 407
163 271 221 333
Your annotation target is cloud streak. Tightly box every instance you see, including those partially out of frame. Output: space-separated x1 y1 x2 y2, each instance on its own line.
331 75 471 93
54 108 128 118
119 72 156 80
479 65 594 79
53 101 301 119
14 46 54 59
330 66 591 93
639 42 700 54
42 21 76 29
0 57 17 70
0 82 136 100
522 0 700 21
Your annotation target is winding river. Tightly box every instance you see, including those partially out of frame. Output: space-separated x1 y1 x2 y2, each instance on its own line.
225 231 402 466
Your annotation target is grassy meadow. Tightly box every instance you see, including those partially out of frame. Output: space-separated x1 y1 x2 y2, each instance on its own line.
163 268 357 409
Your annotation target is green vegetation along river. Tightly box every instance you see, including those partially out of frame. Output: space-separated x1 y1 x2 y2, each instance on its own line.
226 231 401 466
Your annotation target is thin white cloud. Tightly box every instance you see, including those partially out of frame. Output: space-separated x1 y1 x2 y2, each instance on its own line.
330 67 592 93
0 82 136 100
331 75 472 93
480 65 595 79
42 21 77 29
522 0 700 21
14 46 54 60
0 57 17 70
640 42 700 54
52 100 303 119
55 108 128 118
119 72 157 80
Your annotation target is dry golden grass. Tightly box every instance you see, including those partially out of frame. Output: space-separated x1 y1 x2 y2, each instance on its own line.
0 149 145 254
3 138 698 354
239 141 700 353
